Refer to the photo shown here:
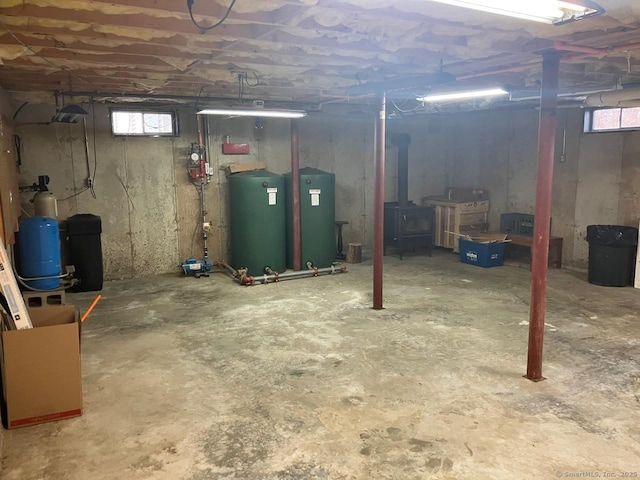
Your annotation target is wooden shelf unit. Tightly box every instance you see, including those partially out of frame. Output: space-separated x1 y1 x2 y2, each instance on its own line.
421 197 490 253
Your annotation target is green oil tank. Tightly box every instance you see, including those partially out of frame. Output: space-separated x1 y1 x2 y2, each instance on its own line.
285 168 336 269
229 170 286 275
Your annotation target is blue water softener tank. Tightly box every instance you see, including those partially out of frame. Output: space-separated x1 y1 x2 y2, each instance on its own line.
18 216 62 290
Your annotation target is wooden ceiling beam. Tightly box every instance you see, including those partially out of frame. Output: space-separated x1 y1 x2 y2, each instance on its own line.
0 3 476 55
67 0 481 38
0 32 447 72
0 17 463 77
0 6 276 39
557 26 640 48
0 56 366 90
0 68 329 94
2 0 639 101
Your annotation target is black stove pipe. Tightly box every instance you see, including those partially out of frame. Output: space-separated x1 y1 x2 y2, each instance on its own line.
391 133 411 207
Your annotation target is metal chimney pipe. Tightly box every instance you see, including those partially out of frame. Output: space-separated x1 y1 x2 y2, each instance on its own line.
391 133 411 207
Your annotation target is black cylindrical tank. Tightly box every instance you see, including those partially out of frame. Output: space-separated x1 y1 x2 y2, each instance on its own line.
67 214 103 292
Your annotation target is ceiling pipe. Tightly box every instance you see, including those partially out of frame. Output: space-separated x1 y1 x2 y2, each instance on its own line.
456 61 541 80
317 94 372 108
509 85 619 102
61 90 316 109
347 73 455 96
585 87 640 107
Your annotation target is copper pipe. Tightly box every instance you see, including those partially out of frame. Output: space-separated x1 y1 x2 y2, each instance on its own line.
291 119 302 271
373 92 386 310
526 51 561 382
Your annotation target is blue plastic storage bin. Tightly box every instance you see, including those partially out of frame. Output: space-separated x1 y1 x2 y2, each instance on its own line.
459 239 505 268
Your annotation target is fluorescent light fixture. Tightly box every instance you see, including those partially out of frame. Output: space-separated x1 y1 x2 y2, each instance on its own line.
417 87 509 103
197 108 307 119
425 0 603 24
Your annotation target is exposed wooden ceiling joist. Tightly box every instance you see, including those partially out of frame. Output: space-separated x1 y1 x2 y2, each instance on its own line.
1 0 639 107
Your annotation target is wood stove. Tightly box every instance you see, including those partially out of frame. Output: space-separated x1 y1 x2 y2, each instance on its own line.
383 134 435 259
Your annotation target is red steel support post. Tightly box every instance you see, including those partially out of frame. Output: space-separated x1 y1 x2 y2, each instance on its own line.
291 119 302 271
526 51 561 382
373 92 386 310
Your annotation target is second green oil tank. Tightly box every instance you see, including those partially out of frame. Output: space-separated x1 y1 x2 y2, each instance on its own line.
228 170 286 275
285 168 336 269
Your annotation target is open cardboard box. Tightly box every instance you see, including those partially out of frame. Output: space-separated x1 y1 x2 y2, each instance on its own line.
463 233 510 244
0 305 82 429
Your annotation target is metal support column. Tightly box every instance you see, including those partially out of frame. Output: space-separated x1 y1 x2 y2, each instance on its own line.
373 92 386 310
526 51 561 382
291 119 302 271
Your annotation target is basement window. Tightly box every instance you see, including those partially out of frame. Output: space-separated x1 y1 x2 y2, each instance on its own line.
584 107 640 133
111 110 178 136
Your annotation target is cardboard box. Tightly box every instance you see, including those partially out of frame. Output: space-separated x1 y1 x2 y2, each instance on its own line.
464 233 509 244
459 238 506 268
0 305 82 428
224 161 266 176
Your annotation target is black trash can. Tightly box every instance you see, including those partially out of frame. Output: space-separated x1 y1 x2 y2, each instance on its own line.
67 214 103 292
586 225 638 287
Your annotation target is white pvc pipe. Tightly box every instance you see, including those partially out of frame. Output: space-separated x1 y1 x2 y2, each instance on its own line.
585 88 640 107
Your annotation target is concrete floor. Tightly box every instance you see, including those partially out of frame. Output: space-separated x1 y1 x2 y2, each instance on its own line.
1 250 639 479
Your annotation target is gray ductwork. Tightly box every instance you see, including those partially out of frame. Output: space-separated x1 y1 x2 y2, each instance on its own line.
585 88 640 107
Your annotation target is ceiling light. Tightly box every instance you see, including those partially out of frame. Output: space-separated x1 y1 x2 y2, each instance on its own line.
417 88 509 103
197 108 307 119
425 0 603 25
